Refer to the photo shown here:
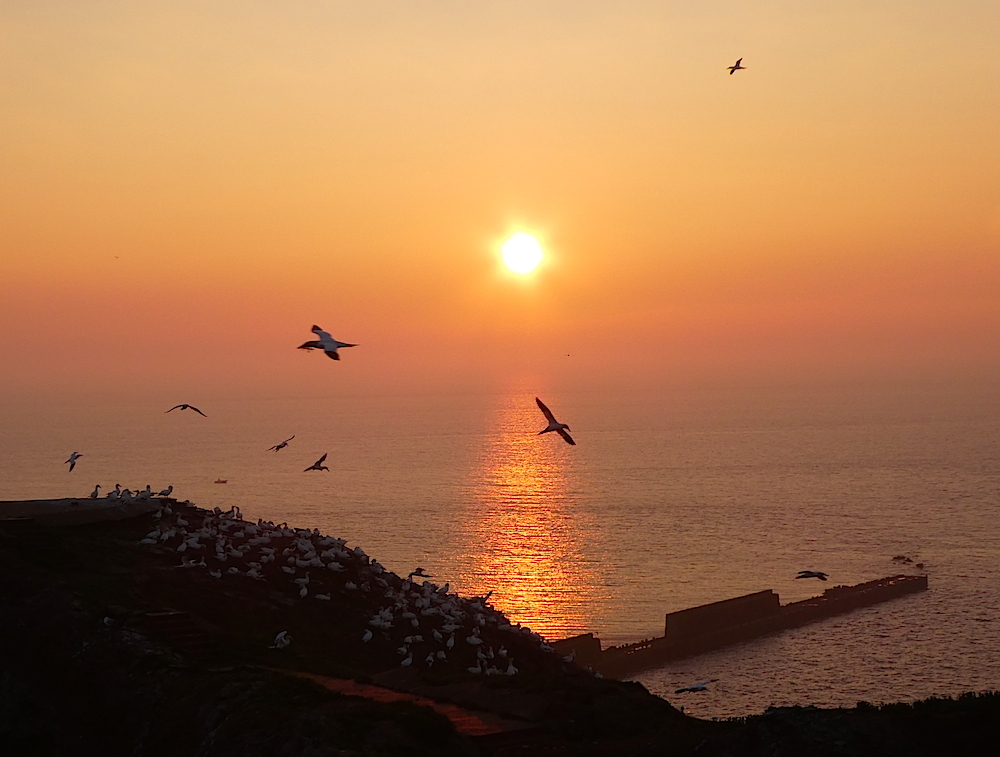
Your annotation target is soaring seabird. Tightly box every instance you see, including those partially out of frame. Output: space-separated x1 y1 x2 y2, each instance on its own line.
727 57 746 74
796 570 829 581
535 398 576 445
304 453 330 472
65 452 82 472
675 679 719 693
267 435 295 452
297 325 357 361
165 404 207 417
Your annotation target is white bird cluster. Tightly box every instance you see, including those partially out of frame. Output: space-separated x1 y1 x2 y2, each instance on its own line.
137 501 573 676
97 483 174 503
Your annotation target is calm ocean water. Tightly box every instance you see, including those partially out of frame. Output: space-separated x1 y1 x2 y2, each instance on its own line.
2 385 998 718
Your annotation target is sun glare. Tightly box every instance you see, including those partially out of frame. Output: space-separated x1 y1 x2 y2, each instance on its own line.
501 233 544 274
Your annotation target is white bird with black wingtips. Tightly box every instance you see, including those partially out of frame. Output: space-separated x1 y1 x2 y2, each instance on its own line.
297 325 357 361
535 398 575 445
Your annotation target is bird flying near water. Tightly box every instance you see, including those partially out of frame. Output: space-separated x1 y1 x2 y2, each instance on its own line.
796 570 829 581
535 398 576 445
165 404 207 417
727 57 746 75
65 452 82 472
297 325 357 361
267 435 295 452
675 679 719 694
304 453 330 472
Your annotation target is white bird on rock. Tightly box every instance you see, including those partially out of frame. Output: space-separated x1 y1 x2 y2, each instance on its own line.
269 631 292 649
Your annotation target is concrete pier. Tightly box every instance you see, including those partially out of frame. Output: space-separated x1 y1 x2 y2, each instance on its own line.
553 574 929 679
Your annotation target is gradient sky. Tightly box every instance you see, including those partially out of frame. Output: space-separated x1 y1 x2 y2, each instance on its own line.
3 1 999 399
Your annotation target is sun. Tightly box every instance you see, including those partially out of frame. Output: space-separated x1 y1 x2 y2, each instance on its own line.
501 233 544 274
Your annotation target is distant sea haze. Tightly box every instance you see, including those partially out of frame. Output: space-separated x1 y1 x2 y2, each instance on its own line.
3 385 998 718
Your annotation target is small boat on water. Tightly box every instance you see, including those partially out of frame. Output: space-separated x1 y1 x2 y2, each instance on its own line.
214 479 227 484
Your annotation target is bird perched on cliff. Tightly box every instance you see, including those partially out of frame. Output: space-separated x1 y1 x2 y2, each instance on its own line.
727 57 746 74
675 679 719 693
535 398 575 445
796 570 829 581
89 484 101 498
269 631 292 649
297 325 357 361
267 435 295 452
65 452 82 472
304 453 330 472
165 404 207 417
157 485 173 497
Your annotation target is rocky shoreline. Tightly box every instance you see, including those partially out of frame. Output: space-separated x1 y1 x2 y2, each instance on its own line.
1 501 997 755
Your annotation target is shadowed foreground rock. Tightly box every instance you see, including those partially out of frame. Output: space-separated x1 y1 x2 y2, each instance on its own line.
1 502 998 756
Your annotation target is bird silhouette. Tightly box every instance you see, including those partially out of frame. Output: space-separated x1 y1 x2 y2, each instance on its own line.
536 398 576 445
304 453 330 472
165 404 207 417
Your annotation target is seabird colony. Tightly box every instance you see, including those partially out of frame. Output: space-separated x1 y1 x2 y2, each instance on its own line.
137 499 587 678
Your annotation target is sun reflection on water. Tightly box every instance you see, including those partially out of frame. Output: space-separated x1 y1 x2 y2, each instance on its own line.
454 395 598 641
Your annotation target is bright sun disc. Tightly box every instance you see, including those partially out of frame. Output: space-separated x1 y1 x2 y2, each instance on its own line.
501 233 543 274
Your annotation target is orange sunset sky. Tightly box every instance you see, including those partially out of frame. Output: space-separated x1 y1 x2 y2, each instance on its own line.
3 1 999 399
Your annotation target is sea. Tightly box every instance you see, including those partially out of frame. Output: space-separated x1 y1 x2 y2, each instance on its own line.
2 383 998 719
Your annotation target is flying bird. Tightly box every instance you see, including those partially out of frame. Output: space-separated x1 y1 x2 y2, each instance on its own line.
727 57 746 74
65 452 82 472
165 404 207 417
675 679 719 694
796 570 829 581
535 398 575 445
297 325 357 361
408 567 432 580
304 453 330 472
267 435 295 452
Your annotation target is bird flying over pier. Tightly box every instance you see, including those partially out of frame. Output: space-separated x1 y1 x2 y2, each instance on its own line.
796 570 829 581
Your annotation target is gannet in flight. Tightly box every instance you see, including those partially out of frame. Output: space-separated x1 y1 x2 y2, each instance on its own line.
535 398 575 445
408 567 432 580
297 325 357 361
304 453 330 472
267 435 295 452
165 404 207 417
727 58 745 74
674 679 719 693
65 452 82 472
796 570 829 581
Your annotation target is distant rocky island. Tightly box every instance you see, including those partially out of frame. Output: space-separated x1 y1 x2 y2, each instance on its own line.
1 498 997 756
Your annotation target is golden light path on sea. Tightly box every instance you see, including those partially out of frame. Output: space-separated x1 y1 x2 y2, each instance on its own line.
455 395 598 641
